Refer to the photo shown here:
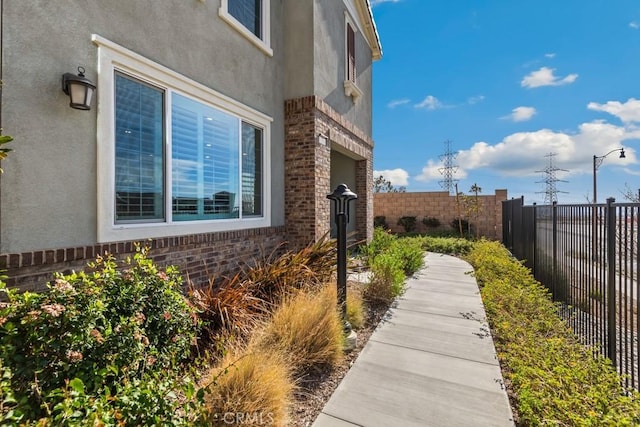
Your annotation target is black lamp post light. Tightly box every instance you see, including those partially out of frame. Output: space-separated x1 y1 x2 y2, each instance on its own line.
327 183 357 336
62 66 96 111
593 148 625 204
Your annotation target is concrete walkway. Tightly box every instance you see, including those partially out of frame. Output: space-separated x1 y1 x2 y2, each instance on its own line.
312 252 515 427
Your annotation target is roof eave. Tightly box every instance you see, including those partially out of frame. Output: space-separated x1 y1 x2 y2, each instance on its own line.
355 0 383 60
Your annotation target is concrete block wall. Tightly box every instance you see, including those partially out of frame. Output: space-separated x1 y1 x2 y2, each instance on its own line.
374 189 508 239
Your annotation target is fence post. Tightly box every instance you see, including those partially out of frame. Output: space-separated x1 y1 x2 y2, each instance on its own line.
552 201 557 299
502 200 507 248
606 197 616 365
532 203 537 278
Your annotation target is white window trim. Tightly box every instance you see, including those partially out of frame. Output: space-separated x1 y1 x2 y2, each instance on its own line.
344 80 363 103
92 34 272 243
219 0 273 57
344 11 362 103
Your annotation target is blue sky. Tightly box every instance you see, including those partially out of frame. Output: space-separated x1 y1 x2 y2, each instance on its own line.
370 0 640 204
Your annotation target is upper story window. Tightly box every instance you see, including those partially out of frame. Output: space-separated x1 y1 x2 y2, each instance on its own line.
229 0 261 38
346 23 356 83
93 35 272 243
344 14 363 103
220 0 272 56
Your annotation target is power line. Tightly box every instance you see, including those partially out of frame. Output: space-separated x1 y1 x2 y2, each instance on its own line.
535 152 569 203
438 139 458 194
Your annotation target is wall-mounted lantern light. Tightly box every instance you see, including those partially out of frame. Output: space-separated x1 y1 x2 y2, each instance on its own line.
61 66 96 110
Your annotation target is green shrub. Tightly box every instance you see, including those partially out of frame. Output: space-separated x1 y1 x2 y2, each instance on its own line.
34 371 206 426
0 245 199 421
397 216 417 233
467 240 640 425
388 237 424 276
0 134 13 173
374 216 388 229
422 216 441 228
363 252 405 304
361 233 424 304
362 227 397 262
450 218 471 235
420 236 474 256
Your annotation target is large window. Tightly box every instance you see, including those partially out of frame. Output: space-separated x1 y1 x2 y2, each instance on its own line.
219 0 272 56
94 35 272 243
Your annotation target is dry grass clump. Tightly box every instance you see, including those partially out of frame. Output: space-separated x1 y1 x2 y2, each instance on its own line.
188 274 268 344
346 288 365 330
362 273 396 305
245 236 336 303
251 285 344 372
189 236 336 348
323 284 365 331
202 346 294 427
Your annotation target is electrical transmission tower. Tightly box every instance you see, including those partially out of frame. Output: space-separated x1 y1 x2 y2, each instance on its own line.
535 152 569 204
438 139 458 194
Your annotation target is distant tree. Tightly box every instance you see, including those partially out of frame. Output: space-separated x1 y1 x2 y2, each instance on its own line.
621 183 640 203
373 175 406 193
467 183 482 237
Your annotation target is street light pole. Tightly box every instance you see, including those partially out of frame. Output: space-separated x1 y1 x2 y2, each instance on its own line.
593 154 598 204
593 148 626 204
591 148 626 263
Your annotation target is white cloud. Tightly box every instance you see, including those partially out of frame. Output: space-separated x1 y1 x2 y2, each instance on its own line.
415 159 467 183
414 117 640 183
521 67 579 88
630 21 639 29
413 95 484 110
587 98 640 123
374 168 409 186
387 98 410 108
502 106 537 122
415 95 444 110
545 53 556 58
622 167 640 176
467 95 485 105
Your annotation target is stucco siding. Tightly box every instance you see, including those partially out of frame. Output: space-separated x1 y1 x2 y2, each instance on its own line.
1 0 285 253
283 0 314 99
313 0 373 135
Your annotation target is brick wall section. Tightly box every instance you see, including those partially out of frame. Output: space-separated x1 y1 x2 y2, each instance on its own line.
374 190 508 239
355 158 373 244
0 226 286 292
285 96 374 250
284 98 318 249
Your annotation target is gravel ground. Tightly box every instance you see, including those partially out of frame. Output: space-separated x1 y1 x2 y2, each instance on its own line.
289 299 390 427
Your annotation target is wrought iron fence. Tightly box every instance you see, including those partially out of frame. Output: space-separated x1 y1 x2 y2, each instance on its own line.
503 197 640 389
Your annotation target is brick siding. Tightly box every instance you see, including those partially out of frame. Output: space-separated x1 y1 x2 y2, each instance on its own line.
284 96 373 250
0 226 286 292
